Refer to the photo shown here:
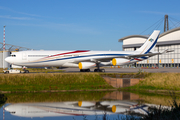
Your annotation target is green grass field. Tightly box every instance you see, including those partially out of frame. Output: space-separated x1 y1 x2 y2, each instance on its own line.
128 72 180 91
0 73 113 92
1 72 180 92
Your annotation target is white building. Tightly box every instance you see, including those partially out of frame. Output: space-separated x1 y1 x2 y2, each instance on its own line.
0 42 31 68
119 27 180 68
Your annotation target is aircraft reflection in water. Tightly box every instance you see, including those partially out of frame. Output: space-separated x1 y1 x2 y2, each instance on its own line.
5 100 149 118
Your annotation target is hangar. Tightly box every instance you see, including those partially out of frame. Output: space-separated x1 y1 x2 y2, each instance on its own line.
119 27 180 68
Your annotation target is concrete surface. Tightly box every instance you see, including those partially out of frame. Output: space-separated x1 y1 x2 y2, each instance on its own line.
63 67 180 73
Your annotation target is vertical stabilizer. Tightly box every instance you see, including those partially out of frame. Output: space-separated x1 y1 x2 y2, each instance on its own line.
136 30 160 54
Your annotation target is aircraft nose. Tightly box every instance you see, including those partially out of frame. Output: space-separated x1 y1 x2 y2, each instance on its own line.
5 105 10 111
5 105 15 112
5 57 12 63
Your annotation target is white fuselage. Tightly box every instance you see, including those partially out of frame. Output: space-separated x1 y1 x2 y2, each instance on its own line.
5 30 160 70
5 50 142 68
5 101 149 118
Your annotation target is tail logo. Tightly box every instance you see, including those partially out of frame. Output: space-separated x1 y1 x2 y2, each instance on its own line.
149 38 154 42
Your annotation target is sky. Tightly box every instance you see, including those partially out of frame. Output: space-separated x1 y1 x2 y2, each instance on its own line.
0 0 180 51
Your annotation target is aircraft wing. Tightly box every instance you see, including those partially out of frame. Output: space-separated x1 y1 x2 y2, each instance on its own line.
97 49 170 61
73 49 174 64
124 52 161 59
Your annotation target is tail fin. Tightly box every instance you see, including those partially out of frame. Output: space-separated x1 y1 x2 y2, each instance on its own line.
136 30 160 54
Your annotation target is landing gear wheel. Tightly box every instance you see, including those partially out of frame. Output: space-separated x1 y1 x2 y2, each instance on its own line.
101 69 105 72
24 70 29 73
94 69 105 72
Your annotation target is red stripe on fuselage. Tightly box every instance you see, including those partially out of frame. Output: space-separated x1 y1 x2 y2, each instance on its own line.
45 50 90 58
134 58 142 61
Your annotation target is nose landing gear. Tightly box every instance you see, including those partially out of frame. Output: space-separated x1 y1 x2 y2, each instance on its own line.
22 66 29 73
24 70 29 73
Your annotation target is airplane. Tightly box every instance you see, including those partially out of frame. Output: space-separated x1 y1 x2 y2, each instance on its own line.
4 100 149 118
5 30 169 72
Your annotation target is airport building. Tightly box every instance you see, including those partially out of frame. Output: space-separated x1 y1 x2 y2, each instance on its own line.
119 27 180 68
0 42 30 68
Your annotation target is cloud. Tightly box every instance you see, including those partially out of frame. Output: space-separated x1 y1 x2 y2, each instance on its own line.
0 15 34 20
12 22 102 35
0 6 41 17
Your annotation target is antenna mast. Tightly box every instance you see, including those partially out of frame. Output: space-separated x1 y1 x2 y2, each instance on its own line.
164 15 169 32
3 26 6 51
3 26 6 69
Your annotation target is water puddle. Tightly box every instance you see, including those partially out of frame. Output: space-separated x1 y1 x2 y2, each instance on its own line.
0 91 178 120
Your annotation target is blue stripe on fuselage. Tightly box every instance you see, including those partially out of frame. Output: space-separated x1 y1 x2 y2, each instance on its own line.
29 54 129 64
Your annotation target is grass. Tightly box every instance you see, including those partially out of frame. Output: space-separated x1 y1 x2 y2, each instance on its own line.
1 71 180 92
0 73 113 92
127 73 180 91
100 72 150 78
102 72 180 91
141 92 180 120
25 68 64 73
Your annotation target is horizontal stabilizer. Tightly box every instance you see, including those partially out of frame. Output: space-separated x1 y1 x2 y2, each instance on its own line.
160 49 174 54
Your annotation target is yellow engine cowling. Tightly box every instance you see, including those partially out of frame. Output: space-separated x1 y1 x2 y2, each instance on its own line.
112 58 130 66
112 105 127 113
78 101 96 107
78 62 96 69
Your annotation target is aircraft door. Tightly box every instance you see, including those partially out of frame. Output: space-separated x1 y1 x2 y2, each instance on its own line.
22 107 27 116
22 52 27 60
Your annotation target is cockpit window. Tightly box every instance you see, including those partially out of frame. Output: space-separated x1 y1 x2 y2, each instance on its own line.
10 111 16 114
11 55 16 57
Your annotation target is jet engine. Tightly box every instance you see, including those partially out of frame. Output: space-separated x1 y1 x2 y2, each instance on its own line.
111 58 130 66
112 105 128 113
78 62 96 69
78 101 96 107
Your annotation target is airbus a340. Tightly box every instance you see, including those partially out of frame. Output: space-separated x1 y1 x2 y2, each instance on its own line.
5 30 168 72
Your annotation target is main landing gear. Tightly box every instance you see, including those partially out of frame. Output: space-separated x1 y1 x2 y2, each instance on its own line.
94 63 105 72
